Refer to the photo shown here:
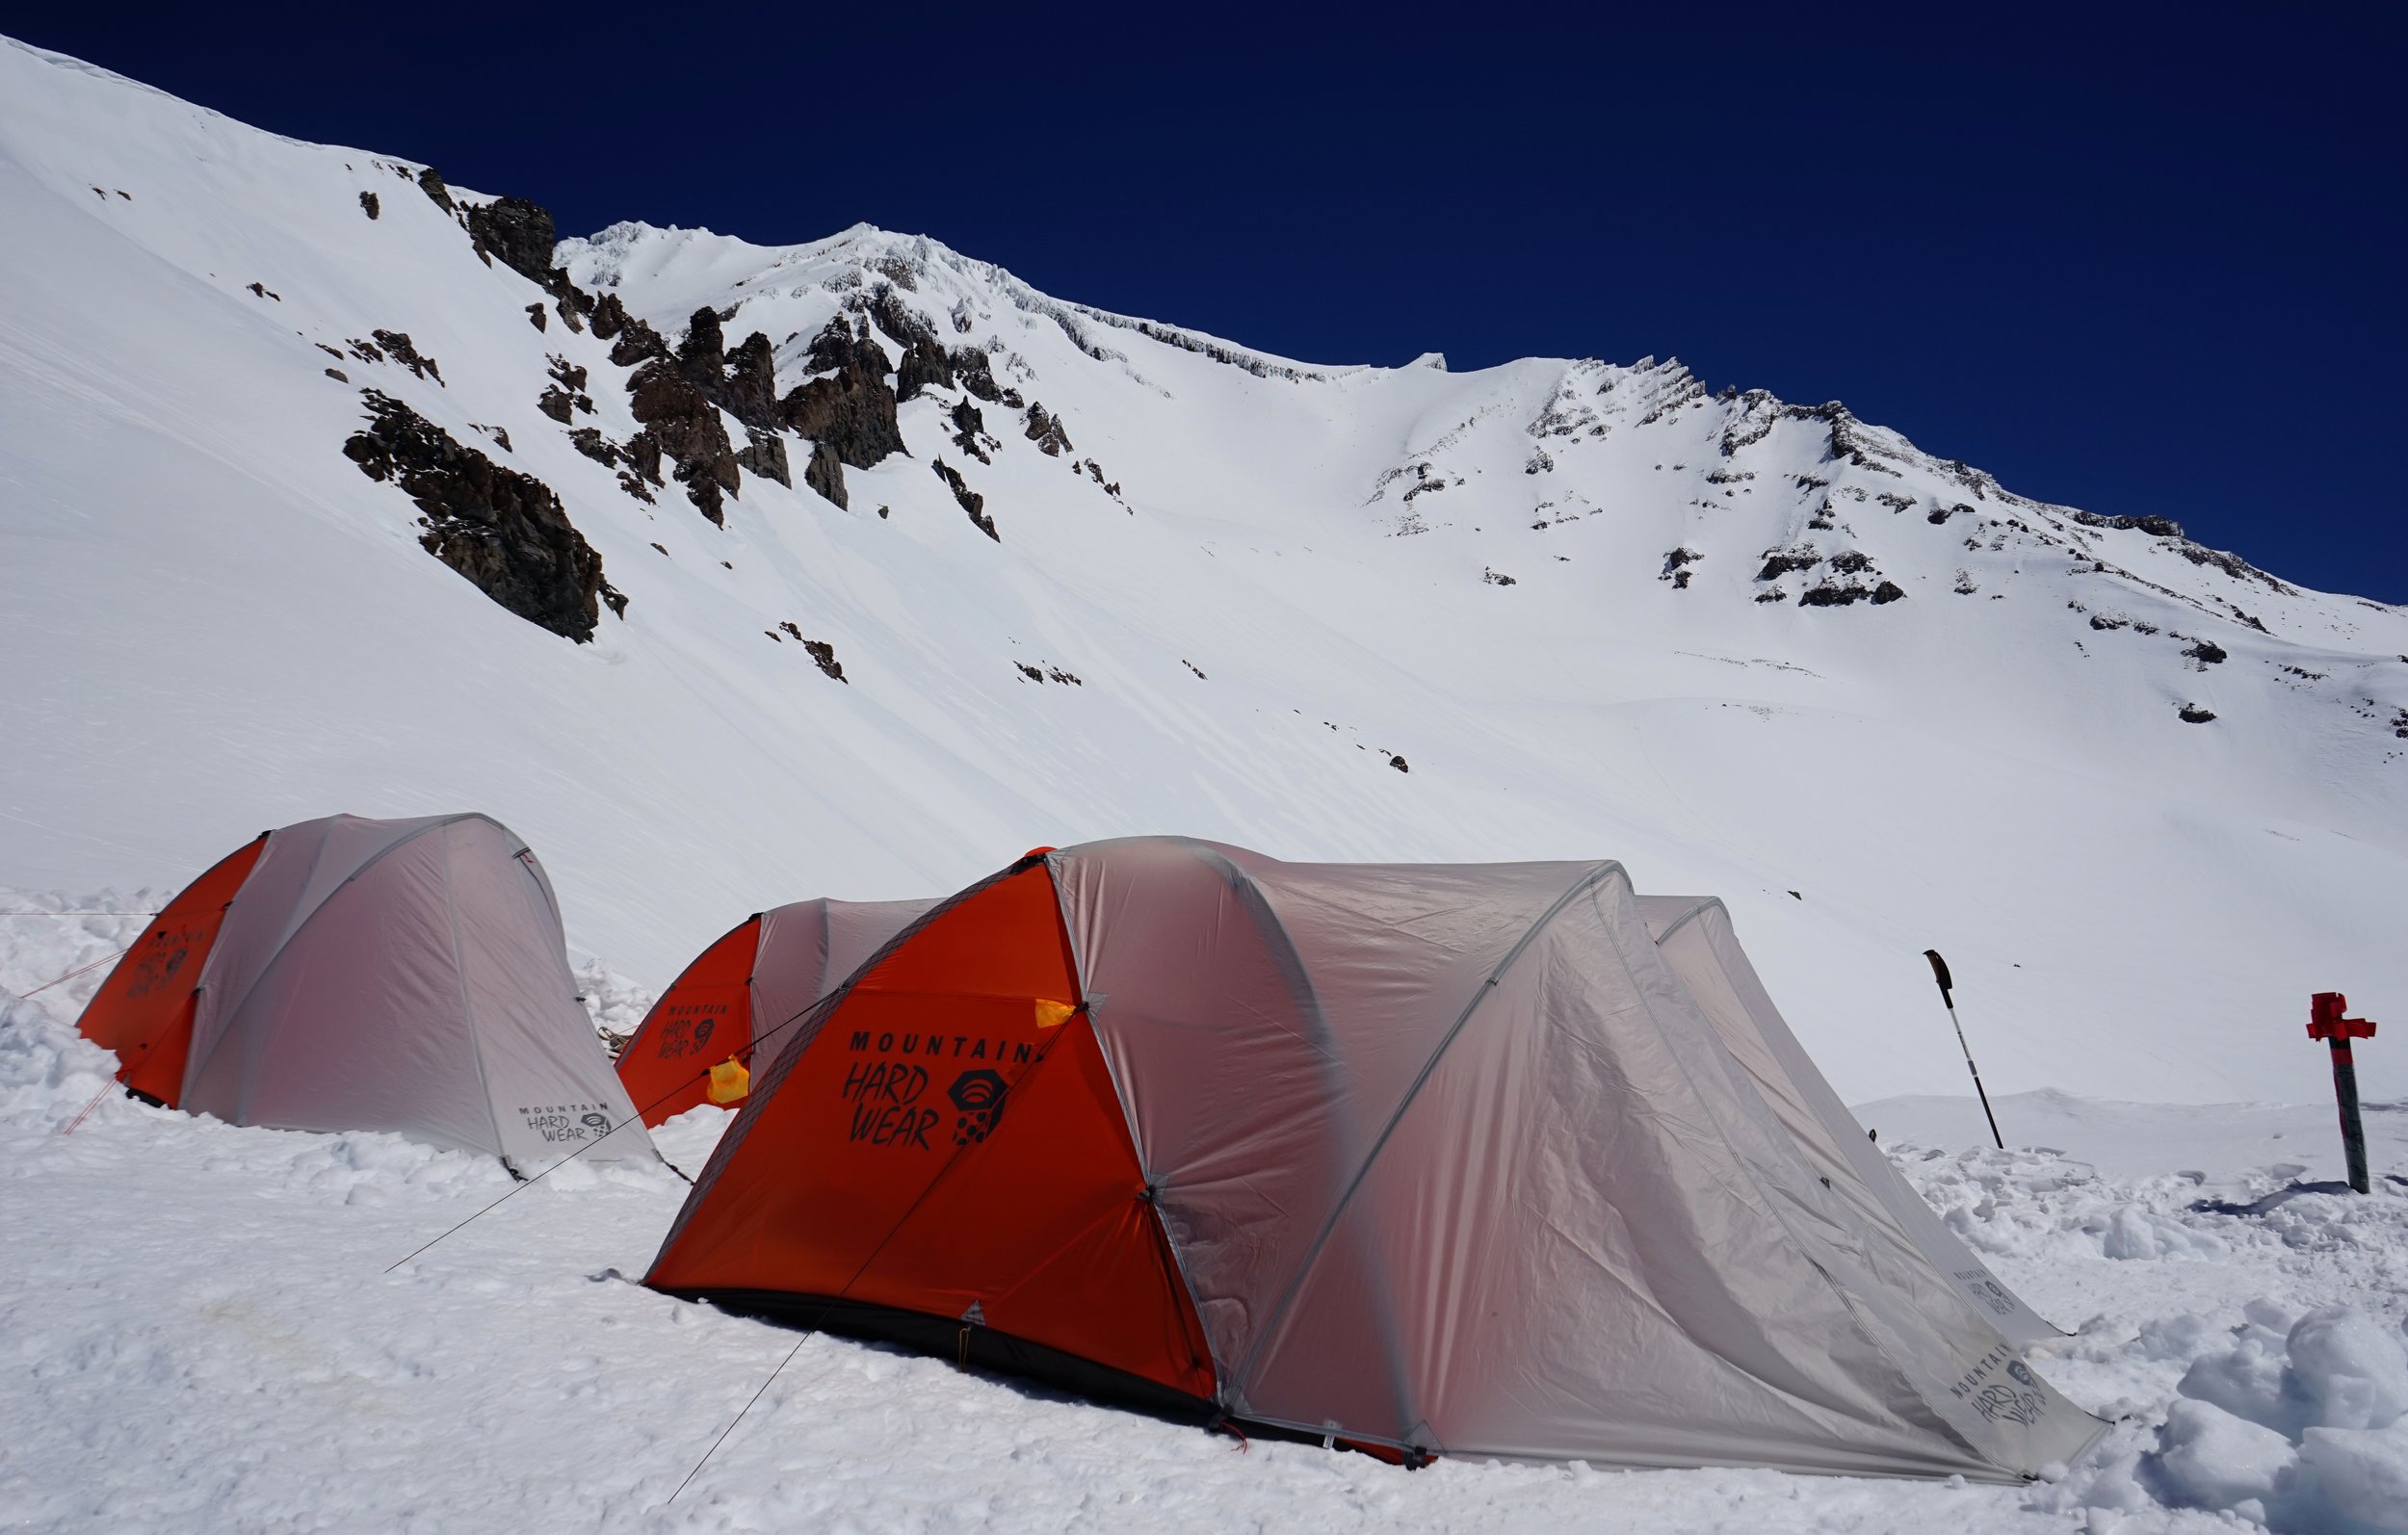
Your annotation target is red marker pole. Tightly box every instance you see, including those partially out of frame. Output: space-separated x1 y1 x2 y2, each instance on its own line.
2308 992 2378 1195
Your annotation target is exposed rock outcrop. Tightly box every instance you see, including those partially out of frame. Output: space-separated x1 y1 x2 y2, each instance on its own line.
629 357 739 523
895 339 953 403
662 306 783 430
2173 539 2293 593
458 194 593 331
798 637 846 682
737 429 791 487
537 355 593 424
2072 509 2186 538
1024 403 1073 456
720 330 781 431
463 196 557 285
803 442 846 507
1799 580 1907 607
933 459 997 540
781 318 905 510
341 390 619 641
589 293 634 343
950 401 996 464
953 345 1016 404
603 302 670 368
353 330 442 384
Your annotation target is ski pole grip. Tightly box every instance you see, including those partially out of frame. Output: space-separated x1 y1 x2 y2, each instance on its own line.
1922 949 1953 1007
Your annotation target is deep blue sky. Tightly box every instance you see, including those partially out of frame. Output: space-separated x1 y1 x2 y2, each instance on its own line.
14 3 2403 600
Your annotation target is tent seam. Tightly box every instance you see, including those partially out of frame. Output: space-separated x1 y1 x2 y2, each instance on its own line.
191 814 484 1100
1585 879 1998 1470
1645 897 1723 947
1229 859 1624 1435
436 821 509 1163
1048 846 1340 1408
163 832 268 1105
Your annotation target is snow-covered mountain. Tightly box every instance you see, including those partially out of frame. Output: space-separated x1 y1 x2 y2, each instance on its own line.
3 35 2402 1106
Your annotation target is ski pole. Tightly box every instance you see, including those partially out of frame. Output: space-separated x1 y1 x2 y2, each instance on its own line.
1922 950 2003 1150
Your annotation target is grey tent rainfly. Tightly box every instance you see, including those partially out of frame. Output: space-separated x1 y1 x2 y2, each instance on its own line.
1638 896 2064 1347
78 813 657 1171
646 837 2105 1482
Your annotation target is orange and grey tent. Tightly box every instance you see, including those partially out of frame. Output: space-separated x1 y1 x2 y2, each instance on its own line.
647 838 2104 1480
78 813 655 1168
615 898 934 1126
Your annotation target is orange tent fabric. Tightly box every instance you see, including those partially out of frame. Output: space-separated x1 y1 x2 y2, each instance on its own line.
76 833 266 1105
616 916 762 1126
646 859 1217 1411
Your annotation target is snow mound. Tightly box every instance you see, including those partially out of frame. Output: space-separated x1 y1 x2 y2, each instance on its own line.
0 987 118 1129
2146 1308 2408 1531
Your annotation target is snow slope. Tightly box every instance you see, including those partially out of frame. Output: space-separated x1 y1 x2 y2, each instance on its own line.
2 31 2402 1122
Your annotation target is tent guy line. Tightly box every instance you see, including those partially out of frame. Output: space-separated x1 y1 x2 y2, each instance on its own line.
25 943 131 999
664 1334 807 1505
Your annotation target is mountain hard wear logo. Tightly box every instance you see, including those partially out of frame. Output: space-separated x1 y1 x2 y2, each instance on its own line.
1971 1382 2045 1426
654 1004 725 1061
949 1069 1008 1146
518 1102 614 1143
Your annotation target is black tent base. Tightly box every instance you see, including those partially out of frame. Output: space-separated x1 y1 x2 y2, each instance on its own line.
661 1288 1432 1467
669 1289 1435 1463
665 1288 1219 1426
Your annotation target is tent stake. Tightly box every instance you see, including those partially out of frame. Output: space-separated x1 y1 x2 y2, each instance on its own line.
1923 950 2003 1150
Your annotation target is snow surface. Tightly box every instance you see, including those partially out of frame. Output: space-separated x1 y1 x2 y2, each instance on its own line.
11 924 2408 1532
